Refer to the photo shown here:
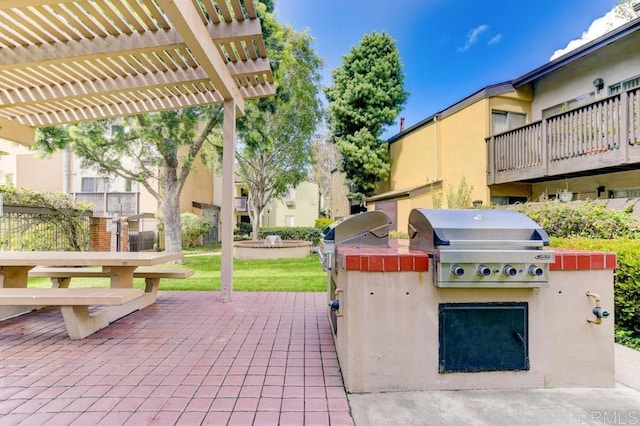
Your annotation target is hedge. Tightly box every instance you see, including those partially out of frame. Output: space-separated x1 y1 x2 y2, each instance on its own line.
257 227 323 246
551 237 640 350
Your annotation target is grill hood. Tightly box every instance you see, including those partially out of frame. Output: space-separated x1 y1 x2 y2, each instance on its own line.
408 209 549 252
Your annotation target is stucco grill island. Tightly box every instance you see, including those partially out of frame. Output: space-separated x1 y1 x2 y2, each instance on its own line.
324 209 616 393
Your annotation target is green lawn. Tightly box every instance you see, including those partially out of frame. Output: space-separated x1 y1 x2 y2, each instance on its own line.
28 254 327 292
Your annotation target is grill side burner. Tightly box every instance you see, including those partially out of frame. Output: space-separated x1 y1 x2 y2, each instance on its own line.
408 209 554 288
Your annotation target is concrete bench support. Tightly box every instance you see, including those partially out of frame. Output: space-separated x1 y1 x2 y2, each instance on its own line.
0 288 144 339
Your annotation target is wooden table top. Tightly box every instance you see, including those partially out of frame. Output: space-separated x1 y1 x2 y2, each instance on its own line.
0 251 183 267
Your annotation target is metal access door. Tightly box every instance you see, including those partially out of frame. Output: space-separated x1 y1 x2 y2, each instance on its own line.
438 302 529 373
202 207 219 244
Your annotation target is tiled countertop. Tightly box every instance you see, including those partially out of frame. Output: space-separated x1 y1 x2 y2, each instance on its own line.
336 241 617 272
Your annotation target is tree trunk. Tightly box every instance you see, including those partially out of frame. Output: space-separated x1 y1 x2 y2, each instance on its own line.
163 168 183 254
250 206 262 239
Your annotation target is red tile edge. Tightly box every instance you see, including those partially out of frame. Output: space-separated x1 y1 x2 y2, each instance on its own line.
550 250 617 271
336 247 430 272
338 247 614 272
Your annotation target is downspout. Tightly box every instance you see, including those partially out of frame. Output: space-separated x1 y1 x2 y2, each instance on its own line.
433 115 439 181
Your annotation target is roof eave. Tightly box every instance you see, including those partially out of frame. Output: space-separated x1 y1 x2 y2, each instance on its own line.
513 16 640 87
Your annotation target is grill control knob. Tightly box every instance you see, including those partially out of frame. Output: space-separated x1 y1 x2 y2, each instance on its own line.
528 265 544 276
477 265 491 277
503 265 518 277
451 265 465 277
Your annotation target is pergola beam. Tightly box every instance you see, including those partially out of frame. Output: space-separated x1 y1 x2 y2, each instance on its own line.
0 59 272 107
11 91 223 127
0 118 36 145
0 20 262 69
158 0 244 114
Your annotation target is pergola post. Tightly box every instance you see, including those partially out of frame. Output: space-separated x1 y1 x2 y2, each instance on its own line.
221 100 236 302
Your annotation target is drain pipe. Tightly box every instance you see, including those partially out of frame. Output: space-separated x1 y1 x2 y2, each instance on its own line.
433 115 439 181
586 291 610 325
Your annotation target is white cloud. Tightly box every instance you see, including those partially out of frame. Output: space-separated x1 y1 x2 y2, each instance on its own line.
459 24 488 52
488 34 502 46
549 4 634 60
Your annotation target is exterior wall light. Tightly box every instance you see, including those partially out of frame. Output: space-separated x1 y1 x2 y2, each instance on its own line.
593 78 604 93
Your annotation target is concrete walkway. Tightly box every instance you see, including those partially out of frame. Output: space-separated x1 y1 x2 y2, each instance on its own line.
348 344 640 426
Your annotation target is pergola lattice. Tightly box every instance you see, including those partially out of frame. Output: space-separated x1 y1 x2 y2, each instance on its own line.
0 0 275 301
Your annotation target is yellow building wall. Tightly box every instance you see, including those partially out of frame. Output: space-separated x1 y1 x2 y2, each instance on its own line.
389 121 437 191
179 153 213 213
382 88 534 230
438 100 489 206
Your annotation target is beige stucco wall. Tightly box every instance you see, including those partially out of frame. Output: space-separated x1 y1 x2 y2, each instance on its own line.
331 265 614 393
263 180 319 228
0 139 211 218
16 151 64 192
0 141 37 187
330 170 351 220
530 31 640 120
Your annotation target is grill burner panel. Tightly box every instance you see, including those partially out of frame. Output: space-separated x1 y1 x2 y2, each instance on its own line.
408 209 554 288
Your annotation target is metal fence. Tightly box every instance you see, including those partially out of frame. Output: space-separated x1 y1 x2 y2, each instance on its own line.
0 204 91 251
126 215 158 252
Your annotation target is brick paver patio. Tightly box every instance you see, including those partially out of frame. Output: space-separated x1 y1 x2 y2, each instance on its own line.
0 292 353 425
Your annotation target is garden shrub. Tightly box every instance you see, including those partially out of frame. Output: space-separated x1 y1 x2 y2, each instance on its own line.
511 201 640 239
258 226 323 246
551 237 640 350
389 230 409 239
315 217 333 228
234 222 252 240
181 212 212 247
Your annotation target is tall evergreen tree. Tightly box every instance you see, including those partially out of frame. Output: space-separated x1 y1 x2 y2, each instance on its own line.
325 31 409 204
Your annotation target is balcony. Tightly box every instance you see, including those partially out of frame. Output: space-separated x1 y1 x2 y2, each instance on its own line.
235 196 248 212
73 192 139 216
487 87 640 185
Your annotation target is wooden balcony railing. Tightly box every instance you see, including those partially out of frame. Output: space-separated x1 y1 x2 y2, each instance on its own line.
487 87 640 184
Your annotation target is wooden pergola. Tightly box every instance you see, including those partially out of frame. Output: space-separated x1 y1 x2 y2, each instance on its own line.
0 0 275 302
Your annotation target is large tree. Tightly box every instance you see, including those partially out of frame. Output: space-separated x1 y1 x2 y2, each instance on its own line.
234 11 323 237
36 106 222 254
310 133 339 217
325 31 409 204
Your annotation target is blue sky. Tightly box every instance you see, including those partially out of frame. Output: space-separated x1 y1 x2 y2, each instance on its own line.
275 0 625 138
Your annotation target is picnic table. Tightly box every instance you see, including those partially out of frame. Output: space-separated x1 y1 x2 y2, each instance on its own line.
0 251 188 339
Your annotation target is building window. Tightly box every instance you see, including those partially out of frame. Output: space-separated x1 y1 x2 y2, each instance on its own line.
285 215 295 227
491 111 526 135
541 92 595 119
81 177 108 192
609 74 640 95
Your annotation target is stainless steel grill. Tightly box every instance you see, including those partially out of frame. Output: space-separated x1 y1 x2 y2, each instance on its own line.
408 208 554 287
319 211 390 271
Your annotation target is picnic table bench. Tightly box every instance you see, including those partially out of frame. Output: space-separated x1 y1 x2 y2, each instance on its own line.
0 288 145 339
0 251 190 339
19 266 195 339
